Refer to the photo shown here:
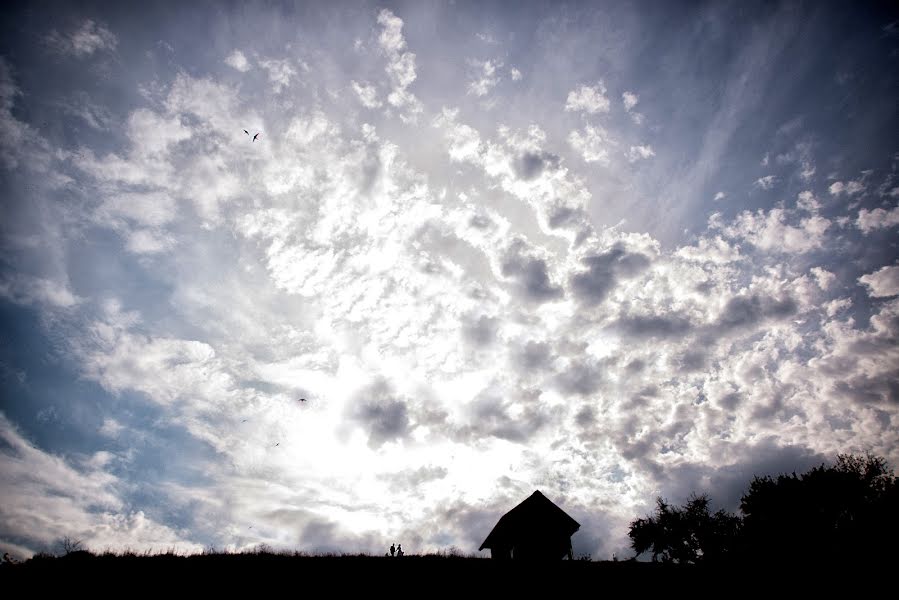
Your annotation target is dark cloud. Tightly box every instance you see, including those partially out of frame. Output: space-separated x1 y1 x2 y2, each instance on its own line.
453 389 550 444
348 379 411 448
555 359 602 396
468 214 491 229
570 244 651 306
677 350 707 371
833 371 899 405
377 465 448 492
501 239 563 303
265 507 384 554
712 293 797 334
514 151 559 181
425 495 512 552
356 145 382 196
513 340 553 371
654 441 828 513
574 404 595 427
615 313 693 339
547 206 591 232
717 392 742 410
462 314 499 346
625 358 646 374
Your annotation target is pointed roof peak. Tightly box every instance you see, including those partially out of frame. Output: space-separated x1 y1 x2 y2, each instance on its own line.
479 489 580 551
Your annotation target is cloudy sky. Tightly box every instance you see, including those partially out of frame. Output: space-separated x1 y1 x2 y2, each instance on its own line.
1 0 898 560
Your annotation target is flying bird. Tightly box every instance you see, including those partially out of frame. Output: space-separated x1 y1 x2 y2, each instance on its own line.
275 443 280 446
243 129 249 136
299 398 306 402
253 132 260 142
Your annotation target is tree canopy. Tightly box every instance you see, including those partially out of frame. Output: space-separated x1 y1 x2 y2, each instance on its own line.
629 453 898 564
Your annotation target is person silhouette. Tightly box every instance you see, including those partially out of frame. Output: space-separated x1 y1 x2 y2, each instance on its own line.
390 543 396 557
397 544 403 557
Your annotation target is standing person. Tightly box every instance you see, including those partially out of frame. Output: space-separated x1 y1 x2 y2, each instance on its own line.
397 544 403 557
389 543 395 557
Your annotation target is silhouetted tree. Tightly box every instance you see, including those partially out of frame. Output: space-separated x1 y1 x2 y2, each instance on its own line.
628 494 741 564
59 537 84 556
629 453 898 565
739 453 898 564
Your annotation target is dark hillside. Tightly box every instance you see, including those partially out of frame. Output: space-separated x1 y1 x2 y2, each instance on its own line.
1 552 880 595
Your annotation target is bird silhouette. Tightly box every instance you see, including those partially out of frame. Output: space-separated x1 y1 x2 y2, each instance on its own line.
275 443 280 446
253 132 260 142
299 398 306 402
243 129 250 136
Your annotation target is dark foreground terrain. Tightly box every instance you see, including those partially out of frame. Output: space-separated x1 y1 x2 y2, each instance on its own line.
1 552 882 595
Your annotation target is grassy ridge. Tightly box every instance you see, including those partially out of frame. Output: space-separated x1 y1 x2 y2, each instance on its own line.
1 551 874 595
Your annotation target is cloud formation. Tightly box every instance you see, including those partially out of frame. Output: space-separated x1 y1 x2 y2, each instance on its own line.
46 19 117 57
1 3 897 563
565 82 611 114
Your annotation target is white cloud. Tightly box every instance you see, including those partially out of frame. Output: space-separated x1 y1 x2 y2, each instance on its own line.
810 267 835 290
856 206 899 233
718 207 830 253
225 50 251 72
476 32 498 44
829 180 866 196
565 82 611 114
510 67 522 81
377 9 406 53
59 92 114 130
46 20 117 57
467 59 501 97
351 80 382 108
859 265 899 298
810 298 899 408
772 143 816 182
797 190 820 213
622 91 638 111
377 9 423 120
97 191 178 229
98 418 125 438
5 8 899 562
125 228 175 254
568 125 613 164
435 110 594 241
259 58 296 93
755 175 777 190
800 162 816 181
0 274 80 308
714 191 726 201
626 145 655 162
675 235 741 264
0 413 201 557
824 297 852 317
126 108 192 157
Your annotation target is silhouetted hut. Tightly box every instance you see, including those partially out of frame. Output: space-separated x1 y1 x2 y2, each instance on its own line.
479 490 580 560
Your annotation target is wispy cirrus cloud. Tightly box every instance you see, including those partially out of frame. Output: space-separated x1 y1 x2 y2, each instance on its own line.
45 19 117 57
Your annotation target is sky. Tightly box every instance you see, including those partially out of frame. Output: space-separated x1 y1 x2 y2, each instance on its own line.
1 0 897 560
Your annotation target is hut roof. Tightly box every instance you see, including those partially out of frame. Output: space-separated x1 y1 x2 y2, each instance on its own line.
479 490 580 550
